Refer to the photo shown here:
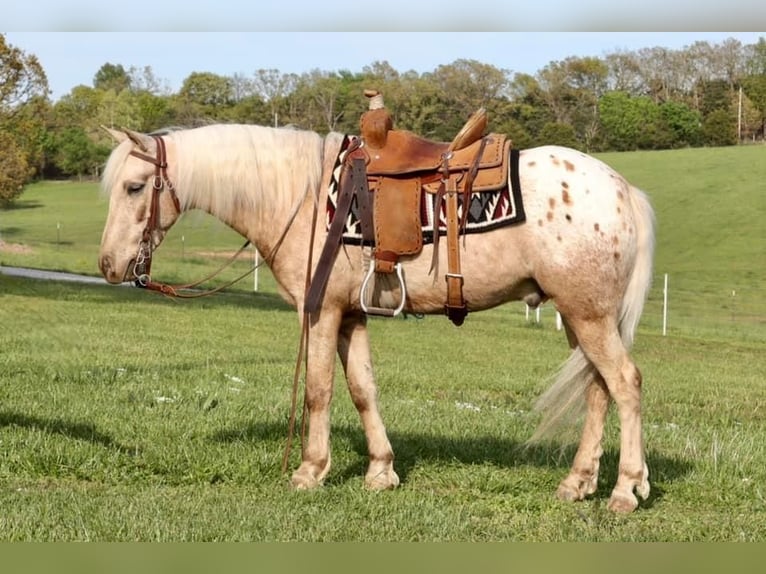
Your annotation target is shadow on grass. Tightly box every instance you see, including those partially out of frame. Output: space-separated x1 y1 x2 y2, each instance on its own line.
0 275 294 313
0 410 130 451
2 199 43 211
212 420 690 508
0 226 23 237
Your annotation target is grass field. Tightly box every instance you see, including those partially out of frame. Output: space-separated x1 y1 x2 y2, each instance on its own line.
1 144 765 541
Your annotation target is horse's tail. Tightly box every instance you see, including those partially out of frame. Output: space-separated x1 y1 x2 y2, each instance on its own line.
529 185 656 442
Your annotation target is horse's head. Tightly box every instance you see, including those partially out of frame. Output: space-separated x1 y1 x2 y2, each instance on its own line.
98 127 182 285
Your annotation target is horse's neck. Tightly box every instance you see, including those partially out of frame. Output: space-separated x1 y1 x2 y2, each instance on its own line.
183 184 311 266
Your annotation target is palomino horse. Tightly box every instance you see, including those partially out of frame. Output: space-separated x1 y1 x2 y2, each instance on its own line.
98 123 655 513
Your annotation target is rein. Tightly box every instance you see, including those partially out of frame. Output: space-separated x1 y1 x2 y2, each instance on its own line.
128 132 324 474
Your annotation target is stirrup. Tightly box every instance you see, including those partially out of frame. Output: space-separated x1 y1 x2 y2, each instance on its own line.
360 261 407 317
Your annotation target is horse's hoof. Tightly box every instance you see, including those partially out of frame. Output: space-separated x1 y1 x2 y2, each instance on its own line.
607 490 639 513
556 474 597 502
365 469 400 491
291 468 324 490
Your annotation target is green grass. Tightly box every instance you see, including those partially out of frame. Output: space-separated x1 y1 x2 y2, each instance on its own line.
0 180 273 293
598 146 766 343
0 277 764 541
0 145 765 540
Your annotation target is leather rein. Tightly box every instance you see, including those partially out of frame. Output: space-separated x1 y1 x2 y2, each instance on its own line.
127 135 261 298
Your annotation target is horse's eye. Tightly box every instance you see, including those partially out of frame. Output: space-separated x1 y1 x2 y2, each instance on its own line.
126 182 145 195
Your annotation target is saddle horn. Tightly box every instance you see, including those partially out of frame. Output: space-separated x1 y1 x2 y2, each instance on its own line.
360 89 393 150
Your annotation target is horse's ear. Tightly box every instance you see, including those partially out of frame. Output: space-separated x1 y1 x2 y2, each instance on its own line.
101 125 128 144
123 128 155 153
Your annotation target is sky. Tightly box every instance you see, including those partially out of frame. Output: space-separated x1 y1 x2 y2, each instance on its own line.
5 32 764 102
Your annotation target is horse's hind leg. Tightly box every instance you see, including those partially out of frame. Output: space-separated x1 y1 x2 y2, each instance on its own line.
337 312 399 490
565 316 649 513
556 322 612 502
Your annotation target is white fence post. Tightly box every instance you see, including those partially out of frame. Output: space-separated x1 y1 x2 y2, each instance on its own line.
662 273 668 336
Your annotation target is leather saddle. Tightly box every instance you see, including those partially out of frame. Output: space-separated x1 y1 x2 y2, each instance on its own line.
305 90 513 326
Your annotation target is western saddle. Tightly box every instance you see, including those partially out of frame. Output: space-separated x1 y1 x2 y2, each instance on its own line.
305 90 512 326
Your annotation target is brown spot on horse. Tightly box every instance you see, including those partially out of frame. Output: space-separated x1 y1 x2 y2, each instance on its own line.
594 223 600 232
563 160 575 172
562 189 572 206
547 211 554 222
549 197 556 209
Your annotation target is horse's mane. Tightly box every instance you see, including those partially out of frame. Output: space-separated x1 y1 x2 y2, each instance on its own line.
102 124 326 224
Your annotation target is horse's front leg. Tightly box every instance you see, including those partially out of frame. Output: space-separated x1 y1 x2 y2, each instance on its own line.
337 311 399 490
291 309 342 490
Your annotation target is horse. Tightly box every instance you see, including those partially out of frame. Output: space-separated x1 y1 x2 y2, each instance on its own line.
98 122 656 513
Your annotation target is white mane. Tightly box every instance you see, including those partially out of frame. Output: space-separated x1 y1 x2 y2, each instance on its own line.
102 123 326 224
171 124 325 223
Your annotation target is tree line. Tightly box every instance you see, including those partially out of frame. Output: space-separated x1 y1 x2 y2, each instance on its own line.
2 33 765 204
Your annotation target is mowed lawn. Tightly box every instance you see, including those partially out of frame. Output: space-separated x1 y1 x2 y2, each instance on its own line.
0 144 764 541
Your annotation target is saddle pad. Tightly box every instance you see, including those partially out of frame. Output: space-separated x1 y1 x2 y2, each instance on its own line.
325 135 526 246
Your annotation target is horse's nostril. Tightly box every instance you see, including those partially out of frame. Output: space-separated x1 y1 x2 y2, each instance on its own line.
99 255 112 277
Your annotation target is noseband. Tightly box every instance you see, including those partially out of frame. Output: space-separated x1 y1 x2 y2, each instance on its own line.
128 136 181 286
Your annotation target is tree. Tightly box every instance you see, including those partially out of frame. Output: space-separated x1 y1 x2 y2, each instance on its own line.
0 132 29 205
599 91 677 150
535 56 608 149
428 59 510 119
702 108 738 146
252 68 297 127
536 122 579 149
0 33 49 203
54 127 110 179
176 72 235 123
93 63 131 93
659 100 702 148
741 75 766 139
128 65 170 95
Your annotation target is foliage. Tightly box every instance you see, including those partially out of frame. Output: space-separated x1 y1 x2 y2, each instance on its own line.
0 131 29 205
3 33 766 198
53 127 111 179
93 62 131 93
0 33 49 200
659 100 702 148
599 92 702 150
536 122 579 149
741 74 766 138
702 108 738 146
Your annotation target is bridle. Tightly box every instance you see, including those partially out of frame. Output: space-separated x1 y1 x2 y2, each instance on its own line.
126 135 254 297
124 134 299 298
128 135 181 288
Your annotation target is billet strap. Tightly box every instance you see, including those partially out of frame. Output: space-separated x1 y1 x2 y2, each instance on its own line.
444 176 467 326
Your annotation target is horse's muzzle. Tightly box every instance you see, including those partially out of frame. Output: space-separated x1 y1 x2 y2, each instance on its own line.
99 254 134 284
